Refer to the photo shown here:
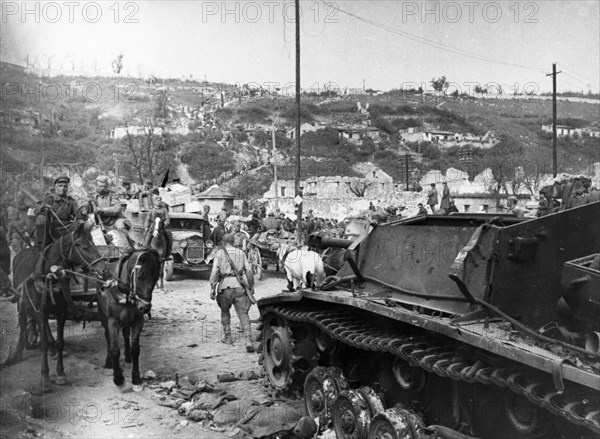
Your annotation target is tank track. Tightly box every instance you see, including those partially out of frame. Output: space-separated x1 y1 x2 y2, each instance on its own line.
261 304 600 435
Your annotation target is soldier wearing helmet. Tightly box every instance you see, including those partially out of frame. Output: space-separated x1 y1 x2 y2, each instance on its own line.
91 175 131 233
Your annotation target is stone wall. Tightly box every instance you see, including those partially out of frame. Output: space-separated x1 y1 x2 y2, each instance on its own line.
265 174 393 200
260 190 427 220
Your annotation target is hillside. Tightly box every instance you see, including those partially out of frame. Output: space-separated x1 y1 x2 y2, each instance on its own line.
1 67 599 204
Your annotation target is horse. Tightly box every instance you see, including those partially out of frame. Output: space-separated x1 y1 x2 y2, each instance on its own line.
147 217 171 288
277 243 325 292
9 221 108 391
97 249 161 391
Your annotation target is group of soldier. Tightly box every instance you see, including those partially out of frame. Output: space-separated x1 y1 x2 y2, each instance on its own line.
3 175 171 254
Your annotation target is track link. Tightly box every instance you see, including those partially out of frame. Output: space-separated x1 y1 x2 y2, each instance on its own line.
261 305 600 435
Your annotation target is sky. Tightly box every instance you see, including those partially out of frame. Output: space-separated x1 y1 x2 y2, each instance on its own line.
1 1 599 94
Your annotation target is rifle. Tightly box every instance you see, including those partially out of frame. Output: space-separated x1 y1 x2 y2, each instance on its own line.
221 247 257 305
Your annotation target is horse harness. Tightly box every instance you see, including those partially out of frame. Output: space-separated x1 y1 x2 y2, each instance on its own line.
279 245 298 266
113 252 151 309
23 230 106 312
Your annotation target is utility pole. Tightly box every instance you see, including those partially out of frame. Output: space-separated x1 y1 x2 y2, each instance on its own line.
114 153 119 183
405 153 410 190
546 63 561 177
295 0 302 244
272 113 280 210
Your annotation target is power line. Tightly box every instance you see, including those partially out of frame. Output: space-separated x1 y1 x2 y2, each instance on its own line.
318 1 546 73
557 63 600 87
546 63 561 178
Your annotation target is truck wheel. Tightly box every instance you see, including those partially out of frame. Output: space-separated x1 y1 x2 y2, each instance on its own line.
164 260 174 281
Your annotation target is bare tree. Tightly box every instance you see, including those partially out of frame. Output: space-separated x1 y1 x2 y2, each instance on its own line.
122 118 176 183
346 178 373 197
522 155 552 196
112 54 124 75
124 123 144 183
483 140 522 205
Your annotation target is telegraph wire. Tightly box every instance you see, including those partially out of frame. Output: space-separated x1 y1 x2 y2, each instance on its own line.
557 63 600 88
316 1 548 73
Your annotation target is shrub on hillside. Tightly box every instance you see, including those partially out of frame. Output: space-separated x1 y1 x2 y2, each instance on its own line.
215 107 234 119
392 118 422 129
237 106 270 124
320 101 357 114
180 142 234 181
372 117 396 135
370 104 395 115
281 107 314 123
300 128 342 156
229 171 273 199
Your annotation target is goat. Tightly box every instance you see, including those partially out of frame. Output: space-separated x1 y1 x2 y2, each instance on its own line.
277 243 325 291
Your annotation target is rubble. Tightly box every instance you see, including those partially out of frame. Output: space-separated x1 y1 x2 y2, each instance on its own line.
149 374 305 438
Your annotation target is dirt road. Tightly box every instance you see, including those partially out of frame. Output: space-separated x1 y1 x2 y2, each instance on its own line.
0 269 291 439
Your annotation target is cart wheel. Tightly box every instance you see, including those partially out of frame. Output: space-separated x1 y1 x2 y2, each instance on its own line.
25 318 39 350
250 248 263 280
164 260 174 282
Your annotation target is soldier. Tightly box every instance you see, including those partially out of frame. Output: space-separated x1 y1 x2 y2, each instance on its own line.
201 205 211 223
0 221 17 302
506 196 525 217
537 192 551 217
231 221 248 250
92 175 131 233
446 199 459 214
280 213 294 233
440 182 451 212
262 212 280 231
143 196 172 254
119 181 141 200
427 183 439 214
211 218 226 247
209 233 259 352
417 203 428 216
34 176 85 247
7 204 34 252
138 180 155 212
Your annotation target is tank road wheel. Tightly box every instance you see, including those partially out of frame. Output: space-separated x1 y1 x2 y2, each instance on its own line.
316 329 339 357
473 385 553 439
368 407 424 439
263 322 294 389
392 358 426 391
261 314 320 391
504 392 552 438
304 366 349 430
333 389 373 439
357 386 385 418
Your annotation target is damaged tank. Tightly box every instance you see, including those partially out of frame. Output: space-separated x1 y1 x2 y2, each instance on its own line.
257 201 600 439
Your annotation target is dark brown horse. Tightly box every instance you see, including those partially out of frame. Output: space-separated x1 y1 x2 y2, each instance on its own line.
10 221 108 391
148 219 171 288
97 249 160 391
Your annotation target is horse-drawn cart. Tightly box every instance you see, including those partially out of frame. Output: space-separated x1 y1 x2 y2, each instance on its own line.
14 234 128 351
248 230 296 273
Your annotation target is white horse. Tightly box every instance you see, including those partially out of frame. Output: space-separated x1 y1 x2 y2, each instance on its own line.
277 243 325 291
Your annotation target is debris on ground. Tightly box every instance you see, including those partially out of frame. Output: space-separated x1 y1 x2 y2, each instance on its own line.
142 370 157 380
217 369 262 382
150 374 306 438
